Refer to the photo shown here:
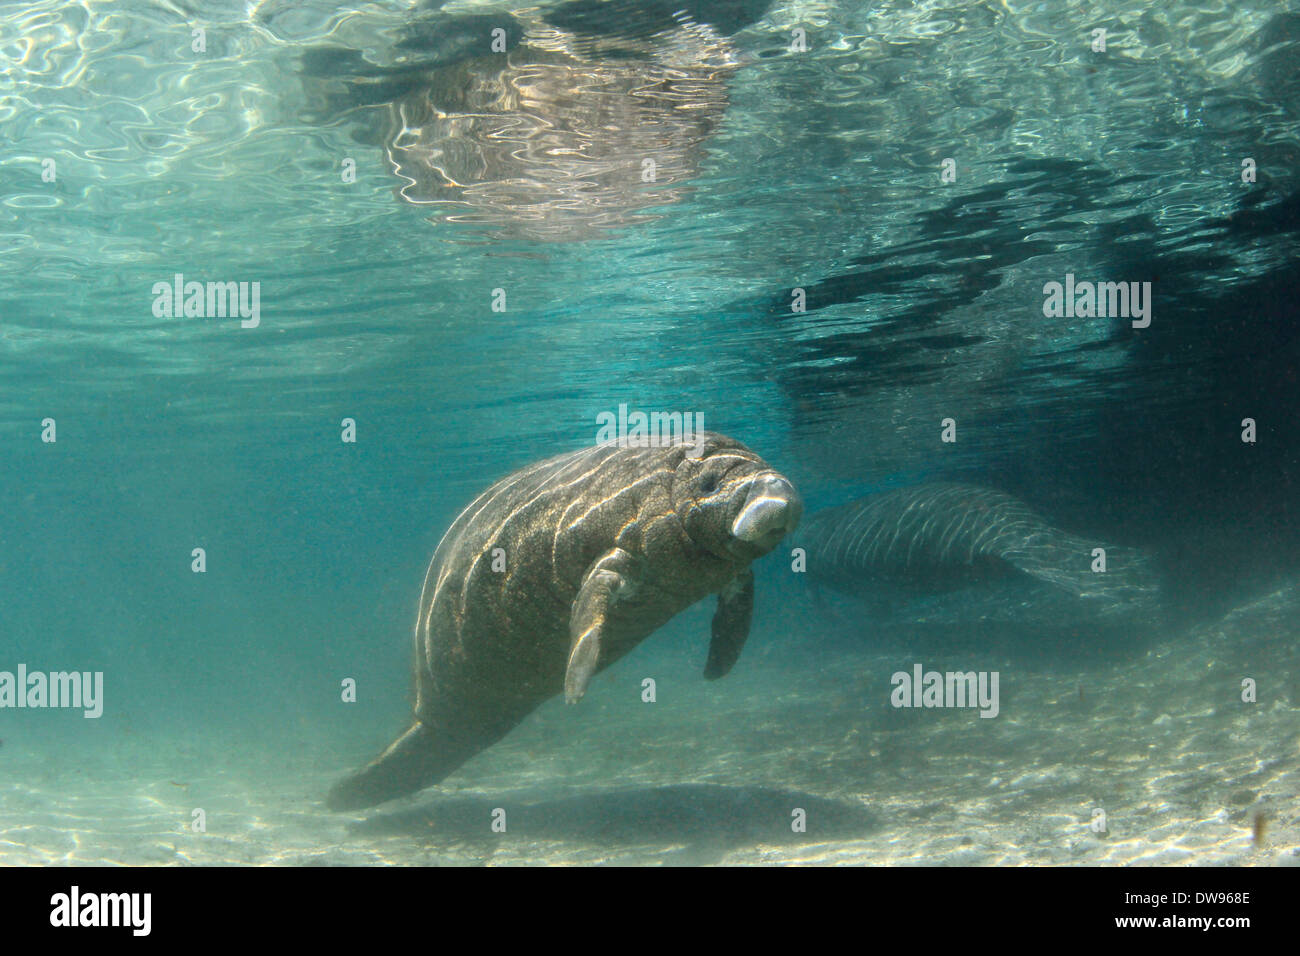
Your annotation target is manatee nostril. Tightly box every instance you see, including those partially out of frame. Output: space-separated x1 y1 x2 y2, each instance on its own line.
784 487 804 533
731 474 802 544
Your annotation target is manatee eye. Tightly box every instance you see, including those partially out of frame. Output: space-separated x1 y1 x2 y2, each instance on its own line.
700 473 720 495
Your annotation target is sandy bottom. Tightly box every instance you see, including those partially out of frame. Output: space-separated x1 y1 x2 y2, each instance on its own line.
1 583 1296 866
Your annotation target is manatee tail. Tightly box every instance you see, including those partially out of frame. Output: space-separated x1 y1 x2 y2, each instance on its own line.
998 530 1162 618
327 721 449 811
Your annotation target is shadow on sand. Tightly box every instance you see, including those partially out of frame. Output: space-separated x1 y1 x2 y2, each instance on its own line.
345 782 874 861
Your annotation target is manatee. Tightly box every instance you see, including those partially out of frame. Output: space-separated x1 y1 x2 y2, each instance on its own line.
297 0 774 240
327 433 801 811
796 483 1160 616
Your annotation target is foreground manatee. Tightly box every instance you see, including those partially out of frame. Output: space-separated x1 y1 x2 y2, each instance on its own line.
328 433 801 810
797 483 1161 617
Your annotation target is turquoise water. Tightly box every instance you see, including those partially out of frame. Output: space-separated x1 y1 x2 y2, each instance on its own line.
1 0 1298 865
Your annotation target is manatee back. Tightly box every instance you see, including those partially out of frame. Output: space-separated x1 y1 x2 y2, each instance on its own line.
800 483 1031 586
799 482 1162 616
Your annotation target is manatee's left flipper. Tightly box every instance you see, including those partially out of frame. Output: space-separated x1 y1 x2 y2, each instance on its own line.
565 547 637 704
705 568 754 679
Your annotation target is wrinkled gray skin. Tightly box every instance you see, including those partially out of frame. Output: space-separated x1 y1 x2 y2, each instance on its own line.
797 483 1160 615
328 433 801 811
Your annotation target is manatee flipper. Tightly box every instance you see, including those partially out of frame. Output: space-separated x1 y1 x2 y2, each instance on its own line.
565 548 637 704
326 721 442 811
704 568 754 679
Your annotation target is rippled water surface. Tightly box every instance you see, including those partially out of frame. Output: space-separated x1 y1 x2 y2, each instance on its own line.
1 0 1298 866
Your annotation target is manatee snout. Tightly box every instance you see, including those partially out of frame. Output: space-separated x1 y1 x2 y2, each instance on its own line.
731 473 802 551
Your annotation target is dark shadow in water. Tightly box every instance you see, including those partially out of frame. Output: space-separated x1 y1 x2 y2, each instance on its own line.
806 576 1166 665
879 621 1161 666
345 783 874 862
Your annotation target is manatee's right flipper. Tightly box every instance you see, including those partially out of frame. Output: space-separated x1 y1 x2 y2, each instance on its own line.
565 548 637 704
327 721 443 811
704 568 754 679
